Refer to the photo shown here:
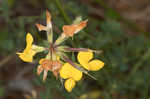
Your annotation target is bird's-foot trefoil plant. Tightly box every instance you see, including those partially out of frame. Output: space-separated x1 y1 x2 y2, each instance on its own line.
17 10 105 92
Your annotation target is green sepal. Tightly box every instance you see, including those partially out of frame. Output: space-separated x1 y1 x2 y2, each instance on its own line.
31 44 46 53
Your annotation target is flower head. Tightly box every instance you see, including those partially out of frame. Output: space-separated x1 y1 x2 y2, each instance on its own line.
17 10 105 92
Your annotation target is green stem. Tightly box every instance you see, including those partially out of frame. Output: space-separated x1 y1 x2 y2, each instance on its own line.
47 28 53 43
54 0 71 24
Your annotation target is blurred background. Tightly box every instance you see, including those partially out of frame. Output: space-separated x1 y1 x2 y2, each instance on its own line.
0 0 150 99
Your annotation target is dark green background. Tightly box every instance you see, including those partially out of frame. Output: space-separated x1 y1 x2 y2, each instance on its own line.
0 0 150 99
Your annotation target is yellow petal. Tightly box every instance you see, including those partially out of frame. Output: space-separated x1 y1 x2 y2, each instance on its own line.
26 33 33 43
65 78 76 92
17 33 36 62
59 63 82 81
17 49 36 62
17 53 29 62
24 33 33 53
77 51 93 70
88 60 104 71
39 58 45 64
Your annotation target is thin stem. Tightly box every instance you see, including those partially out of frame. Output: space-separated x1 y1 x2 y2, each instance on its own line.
64 47 103 54
63 56 87 73
47 28 53 43
64 48 89 52
54 0 71 24
0 53 14 68
63 56 97 80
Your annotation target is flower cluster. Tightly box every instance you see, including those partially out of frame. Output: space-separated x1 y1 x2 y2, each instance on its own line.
17 10 104 92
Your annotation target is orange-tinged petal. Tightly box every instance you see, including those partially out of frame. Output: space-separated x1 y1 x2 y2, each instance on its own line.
62 20 87 37
35 10 52 31
65 78 76 92
77 51 93 70
74 20 88 33
37 65 43 75
39 59 53 71
59 63 82 81
88 60 104 71
63 25 75 37
46 10 51 26
35 24 47 31
43 70 48 81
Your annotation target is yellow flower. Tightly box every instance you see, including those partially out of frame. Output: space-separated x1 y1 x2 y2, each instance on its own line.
65 78 76 92
78 51 104 71
60 51 104 92
60 63 82 92
17 33 36 62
